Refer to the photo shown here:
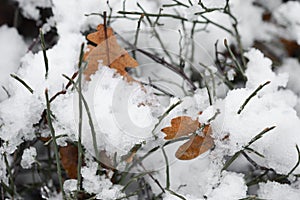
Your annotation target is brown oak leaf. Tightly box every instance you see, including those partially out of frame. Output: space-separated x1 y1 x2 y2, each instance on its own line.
84 24 139 80
175 125 214 160
59 143 79 179
161 116 200 140
161 116 214 160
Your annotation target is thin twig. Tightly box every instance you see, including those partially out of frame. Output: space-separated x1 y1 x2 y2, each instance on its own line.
224 39 246 80
166 188 187 200
45 89 65 199
62 75 100 169
141 80 174 97
139 163 165 193
10 74 33 94
246 126 275 148
3 153 16 198
116 33 197 90
287 145 300 176
237 81 271 114
133 14 144 59
76 43 85 195
103 12 111 67
222 126 276 171
161 147 170 189
117 11 205 24
40 29 49 79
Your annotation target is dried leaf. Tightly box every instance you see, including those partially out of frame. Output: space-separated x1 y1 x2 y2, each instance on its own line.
84 24 139 80
59 144 79 179
280 38 300 57
175 125 214 160
161 116 214 160
121 143 142 163
161 116 200 140
99 150 114 170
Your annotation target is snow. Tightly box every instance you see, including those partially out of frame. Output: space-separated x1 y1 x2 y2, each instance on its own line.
258 181 300 200
244 48 288 93
211 48 300 174
279 58 300 96
1 0 300 199
14 0 51 20
63 179 77 195
0 25 27 101
0 147 9 185
81 160 124 199
21 147 37 169
206 171 247 200
274 1 300 44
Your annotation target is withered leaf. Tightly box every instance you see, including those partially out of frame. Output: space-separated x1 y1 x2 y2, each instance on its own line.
280 38 300 57
161 116 214 160
161 116 200 140
84 24 139 80
99 150 114 170
59 144 79 179
175 125 214 160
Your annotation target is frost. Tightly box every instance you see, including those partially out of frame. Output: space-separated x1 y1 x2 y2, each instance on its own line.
21 147 37 169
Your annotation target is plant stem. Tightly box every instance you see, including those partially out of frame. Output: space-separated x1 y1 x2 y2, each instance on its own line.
222 126 275 171
103 11 111 67
161 147 170 189
76 43 85 196
117 11 205 24
224 39 246 80
287 145 300 176
39 29 49 79
133 14 144 59
166 188 187 200
45 89 65 199
10 74 33 94
62 75 100 169
116 33 197 90
237 81 271 114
